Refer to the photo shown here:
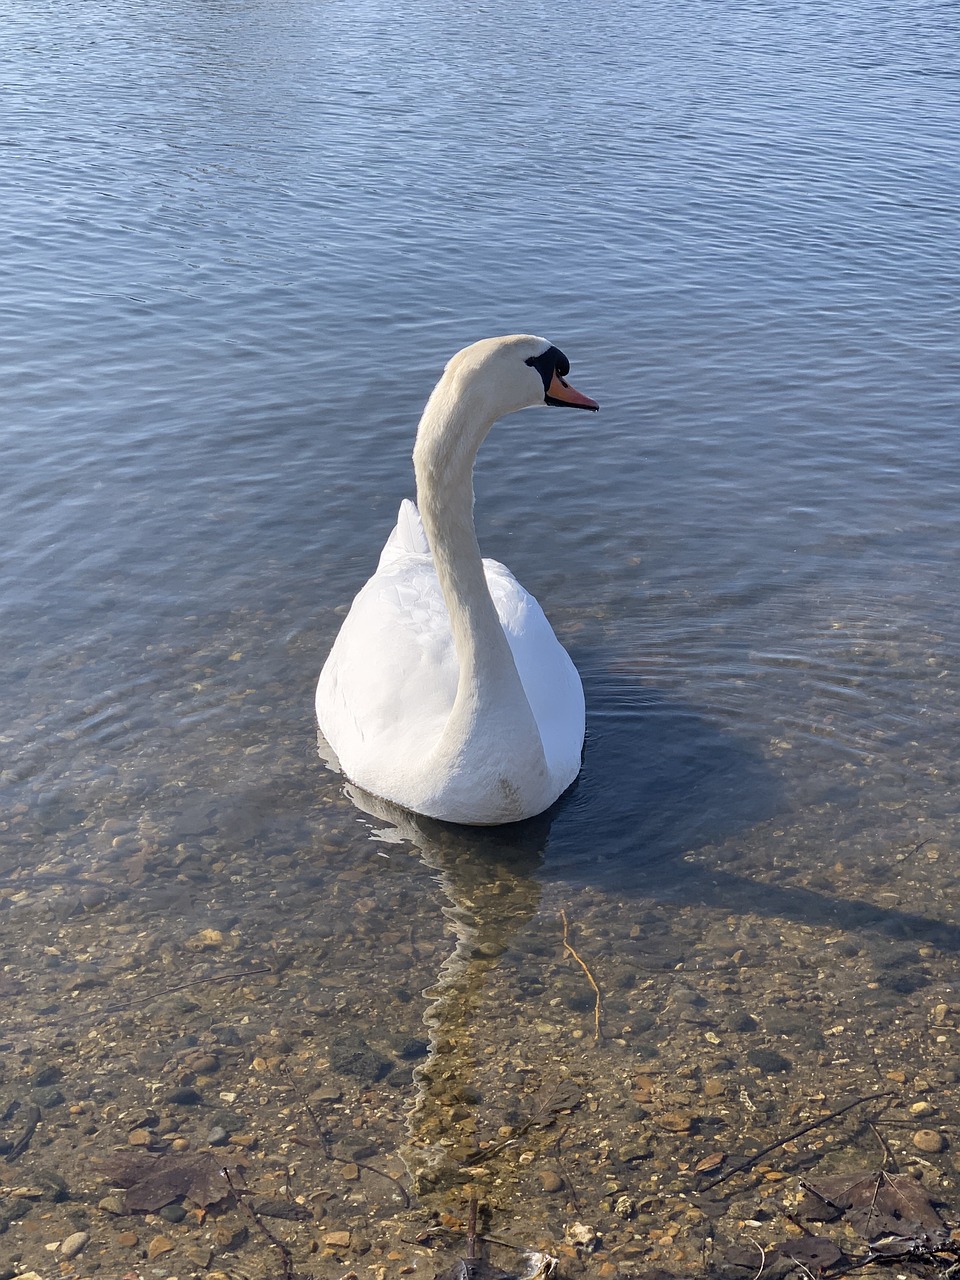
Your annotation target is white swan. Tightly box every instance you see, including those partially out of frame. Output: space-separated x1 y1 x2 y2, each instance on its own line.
315 334 598 825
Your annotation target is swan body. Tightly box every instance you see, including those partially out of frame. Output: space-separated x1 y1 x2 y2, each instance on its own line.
316 335 598 825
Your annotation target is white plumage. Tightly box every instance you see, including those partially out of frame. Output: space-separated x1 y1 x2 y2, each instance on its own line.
316 335 598 825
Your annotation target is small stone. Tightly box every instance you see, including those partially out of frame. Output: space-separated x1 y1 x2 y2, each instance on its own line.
33 1086 65 1108
391 1036 429 1060
98 1195 125 1214
186 928 224 950
124 1109 160 1130
186 1053 220 1075
166 1086 203 1105
212 1024 243 1046
160 1203 187 1223
538 1170 564 1192
128 1128 154 1147
60 1231 89 1260
210 1108 247 1133
473 941 506 958
747 1048 792 1073
659 1111 695 1134
564 1223 599 1253
147 1234 176 1260
213 1222 248 1250
34 1168 69 1202
614 1195 636 1219
116 1231 139 1247
909 1101 936 1117
309 1085 342 1103
206 1126 230 1147
31 1065 64 1088
703 1078 726 1098
913 1129 946 1153
340 1162 360 1182
329 1035 392 1083
324 1229 352 1249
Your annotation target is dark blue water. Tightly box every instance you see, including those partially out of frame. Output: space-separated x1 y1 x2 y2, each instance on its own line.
3 0 959 901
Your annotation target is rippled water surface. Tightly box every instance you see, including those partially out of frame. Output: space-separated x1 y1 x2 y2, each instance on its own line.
3 0 960 1271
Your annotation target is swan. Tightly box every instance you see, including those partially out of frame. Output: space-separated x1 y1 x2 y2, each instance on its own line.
315 334 598 825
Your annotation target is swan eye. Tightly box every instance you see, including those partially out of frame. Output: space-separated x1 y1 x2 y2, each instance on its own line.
525 345 570 394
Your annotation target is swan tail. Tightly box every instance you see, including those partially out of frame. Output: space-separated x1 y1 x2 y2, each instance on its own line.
396 499 429 553
380 499 430 567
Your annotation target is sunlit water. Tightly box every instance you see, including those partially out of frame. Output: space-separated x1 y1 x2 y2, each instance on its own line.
3 0 960 1247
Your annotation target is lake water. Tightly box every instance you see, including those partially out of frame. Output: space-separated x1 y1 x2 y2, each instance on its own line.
3 0 960 1273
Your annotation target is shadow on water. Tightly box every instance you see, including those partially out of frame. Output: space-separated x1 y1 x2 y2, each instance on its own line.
343 666 780 890
543 669 780 888
334 667 960 956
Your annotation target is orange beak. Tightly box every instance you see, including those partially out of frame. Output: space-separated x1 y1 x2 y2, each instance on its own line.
546 370 599 411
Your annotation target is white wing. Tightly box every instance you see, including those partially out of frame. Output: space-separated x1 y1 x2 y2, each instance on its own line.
316 500 583 796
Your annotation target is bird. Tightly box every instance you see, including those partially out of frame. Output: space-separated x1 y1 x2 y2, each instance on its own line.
316 334 598 825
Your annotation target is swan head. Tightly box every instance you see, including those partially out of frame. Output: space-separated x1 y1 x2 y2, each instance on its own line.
440 335 599 421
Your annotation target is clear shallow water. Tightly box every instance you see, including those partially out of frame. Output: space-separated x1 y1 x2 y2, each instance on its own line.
3 0 960 884
5 0 959 875
3 0 960 1261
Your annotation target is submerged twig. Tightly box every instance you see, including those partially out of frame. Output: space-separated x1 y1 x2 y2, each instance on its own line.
100 965 273 1015
703 1092 897 1191
4 1104 40 1163
281 1064 410 1208
223 1166 295 1280
551 1123 580 1214
746 1235 766 1280
560 909 603 1042
467 1194 478 1260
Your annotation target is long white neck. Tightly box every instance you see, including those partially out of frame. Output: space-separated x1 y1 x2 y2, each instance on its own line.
412 379 547 788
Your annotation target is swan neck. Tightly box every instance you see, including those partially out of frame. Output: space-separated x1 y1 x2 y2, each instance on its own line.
413 395 507 686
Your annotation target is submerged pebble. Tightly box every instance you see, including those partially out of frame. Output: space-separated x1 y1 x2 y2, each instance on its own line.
913 1129 946 1153
59 1231 89 1260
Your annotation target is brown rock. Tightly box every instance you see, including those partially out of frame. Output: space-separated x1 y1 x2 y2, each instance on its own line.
186 1052 220 1075
538 1170 564 1192
116 1231 139 1247
213 1222 248 1250
147 1235 175 1260
325 1229 352 1249
186 928 224 950
127 1128 153 1147
340 1162 360 1181
913 1129 946 1153
659 1111 695 1134
633 1075 655 1102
